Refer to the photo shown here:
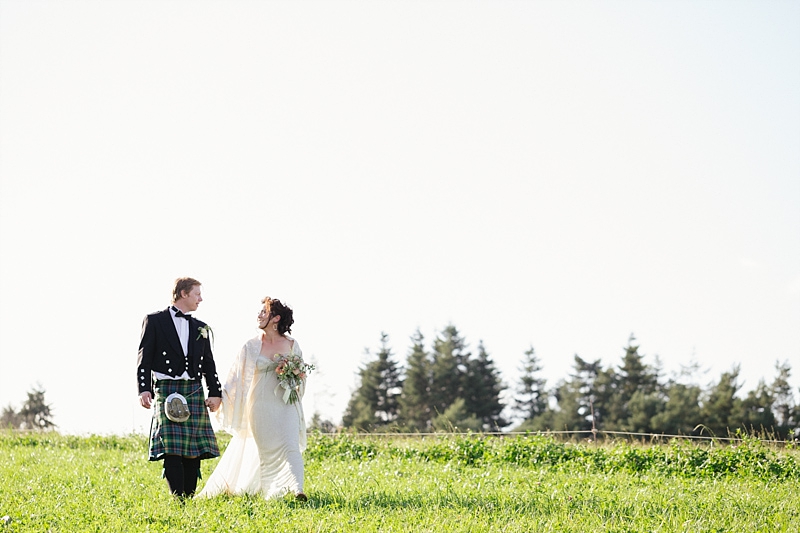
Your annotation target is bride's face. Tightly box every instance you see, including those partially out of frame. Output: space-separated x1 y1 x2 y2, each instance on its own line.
257 307 270 329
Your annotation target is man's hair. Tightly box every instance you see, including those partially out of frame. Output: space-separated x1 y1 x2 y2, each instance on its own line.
172 277 201 303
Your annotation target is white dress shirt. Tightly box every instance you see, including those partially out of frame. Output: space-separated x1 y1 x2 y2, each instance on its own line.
153 306 192 381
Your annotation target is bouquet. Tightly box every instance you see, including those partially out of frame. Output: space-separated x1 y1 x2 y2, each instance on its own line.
274 353 315 404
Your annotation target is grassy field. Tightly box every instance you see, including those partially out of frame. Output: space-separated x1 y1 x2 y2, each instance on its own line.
0 432 798 532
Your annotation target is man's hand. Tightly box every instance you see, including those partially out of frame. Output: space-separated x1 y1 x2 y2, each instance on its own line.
205 397 221 412
139 391 153 409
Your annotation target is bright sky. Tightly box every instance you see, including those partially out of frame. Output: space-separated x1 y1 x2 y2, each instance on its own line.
1 1 798 435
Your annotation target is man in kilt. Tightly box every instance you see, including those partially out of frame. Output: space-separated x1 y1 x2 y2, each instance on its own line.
137 277 222 498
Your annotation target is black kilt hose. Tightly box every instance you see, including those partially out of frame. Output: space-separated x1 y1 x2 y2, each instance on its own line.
149 380 220 461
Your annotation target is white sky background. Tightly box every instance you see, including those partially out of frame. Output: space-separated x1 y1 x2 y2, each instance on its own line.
0 1 798 434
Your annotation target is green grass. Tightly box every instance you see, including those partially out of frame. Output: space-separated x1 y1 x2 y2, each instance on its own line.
0 432 797 532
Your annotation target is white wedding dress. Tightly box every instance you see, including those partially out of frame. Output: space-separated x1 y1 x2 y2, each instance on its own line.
197 335 306 500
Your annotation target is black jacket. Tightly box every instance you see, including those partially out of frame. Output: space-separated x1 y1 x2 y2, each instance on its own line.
136 308 222 397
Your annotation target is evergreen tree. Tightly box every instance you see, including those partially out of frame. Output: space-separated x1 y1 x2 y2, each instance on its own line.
591 366 618 429
430 325 470 417
373 333 403 423
617 335 659 398
615 336 661 432
650 381 702 435
550 355 603 432
649 361 703 435
3 386 56 431
341 352 379 430
341 333 403 430
0 405 20 429
700 366 744 437
548 378 581 432
308 412 337 433
770 360 795 433
624 390 663 434
431 398 482 432
462 341 508 430
513 346 548 422
790 396 800 438
739 379 776 433
398 329 433 431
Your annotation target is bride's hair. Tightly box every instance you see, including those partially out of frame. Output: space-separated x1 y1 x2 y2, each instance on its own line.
262 297 294 335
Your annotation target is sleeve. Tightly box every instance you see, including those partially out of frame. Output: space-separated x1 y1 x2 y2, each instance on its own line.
136 315 155 395
200 331 222 397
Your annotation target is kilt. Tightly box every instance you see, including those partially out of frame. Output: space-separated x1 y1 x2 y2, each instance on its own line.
149 379 220 461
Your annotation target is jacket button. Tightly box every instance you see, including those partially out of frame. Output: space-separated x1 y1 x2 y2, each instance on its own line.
166 360 170 364
168 368 172 372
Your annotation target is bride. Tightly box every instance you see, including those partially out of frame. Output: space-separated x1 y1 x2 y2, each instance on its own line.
198 297 309 501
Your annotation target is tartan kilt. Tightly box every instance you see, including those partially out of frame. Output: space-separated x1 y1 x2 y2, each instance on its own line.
149 379 220 461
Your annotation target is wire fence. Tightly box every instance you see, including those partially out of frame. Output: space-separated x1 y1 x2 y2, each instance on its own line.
310 428 796 446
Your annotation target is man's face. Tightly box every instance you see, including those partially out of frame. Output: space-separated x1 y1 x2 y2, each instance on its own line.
180 285 203 312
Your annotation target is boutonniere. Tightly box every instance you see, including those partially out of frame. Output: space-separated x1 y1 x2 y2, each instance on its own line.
197 325 213 343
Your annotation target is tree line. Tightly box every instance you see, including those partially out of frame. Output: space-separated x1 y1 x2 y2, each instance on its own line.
342 327 800 438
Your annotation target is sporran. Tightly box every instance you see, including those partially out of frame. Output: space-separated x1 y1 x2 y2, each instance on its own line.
165 392 191 422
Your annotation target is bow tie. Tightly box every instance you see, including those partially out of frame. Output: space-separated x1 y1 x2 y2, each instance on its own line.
172 307 192 320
